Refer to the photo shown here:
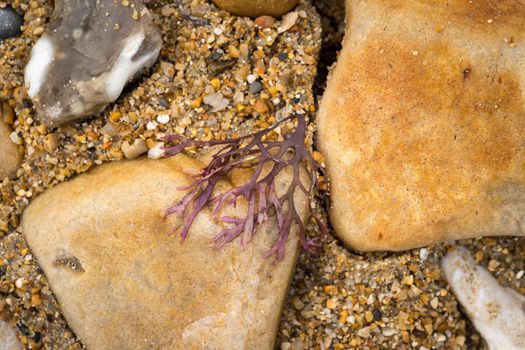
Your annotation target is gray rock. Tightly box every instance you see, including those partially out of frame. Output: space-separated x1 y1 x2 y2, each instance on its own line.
24 0 162 127
0 8 23 41
249 81 263 94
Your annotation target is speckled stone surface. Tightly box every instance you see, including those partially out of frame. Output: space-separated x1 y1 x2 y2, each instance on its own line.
25 0 162 127
0 8 22 41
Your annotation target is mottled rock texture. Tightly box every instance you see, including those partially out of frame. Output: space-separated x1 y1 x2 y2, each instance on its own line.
442 247 525 350
23 154 308 349
317 0 525 251
212 0 299 17
24 0 161 127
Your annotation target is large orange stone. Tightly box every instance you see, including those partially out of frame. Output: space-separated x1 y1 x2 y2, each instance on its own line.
317 0 525 251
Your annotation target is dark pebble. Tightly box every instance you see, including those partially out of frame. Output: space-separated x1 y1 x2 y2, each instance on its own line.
0 8 23 41
249 81 263 94
373 308 382 321
278 52 287 61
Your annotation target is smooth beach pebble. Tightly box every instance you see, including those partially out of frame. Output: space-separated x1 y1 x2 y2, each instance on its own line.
0 8 23 41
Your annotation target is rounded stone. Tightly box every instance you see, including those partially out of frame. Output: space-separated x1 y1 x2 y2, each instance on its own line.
249 81 264 94
0 8 23 41
212 0 299 17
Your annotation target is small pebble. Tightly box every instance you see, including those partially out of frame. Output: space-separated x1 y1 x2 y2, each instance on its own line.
0 8 23 40
148 142 165 160
291 296 304 310
419 248 429 261
254 15 276 28
204 92 229 112
249 81 263 94
9 131 22 145
43 134 58 153
381 328 396 337
15 277 25 289
326 298 337 309
488 259 500 272
121 139 148 159
146 121 157 130
253 99 270 114
156 114 170 124
357 326 370 338
280 342 291 350
278 11 298 33
430 297 439 309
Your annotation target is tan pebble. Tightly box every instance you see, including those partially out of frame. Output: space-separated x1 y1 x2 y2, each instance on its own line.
227 45 240 59
15 277 25 289
255 59 266 75
33 26 45 36
31 294 42 306
211 78 221 91
323 285 337 295
401 330 410 343
475 250 484 262
312 151 325 163
87 131 99 140
291 296 304 310
128 112 138 123
303 54 315 65
278 11 298 33
255 15 276 28
401 274 414 285
75 135 86 143
326 299 337 309
420 293 429 304
430 297 439 309
109 111 122 122
121 139 148 159
381 327 396 337
160 61 175 78
488 259 500 272
280 342 291 350
0 220 8 232
456 335 466 346
191 97 203 108
160 5 174 17
2 102 15 124
148 142 165 159
396 290 408 301
339 310 348 323
43 134 58 153
239 43 249 59
357 326 370 338
253 99 270 114
424 323 433 334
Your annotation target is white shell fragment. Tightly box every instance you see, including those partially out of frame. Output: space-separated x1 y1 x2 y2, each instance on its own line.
441 247 525 350
24 0 162 127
